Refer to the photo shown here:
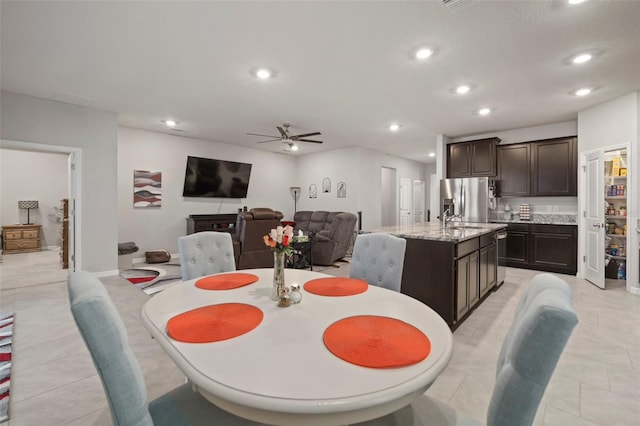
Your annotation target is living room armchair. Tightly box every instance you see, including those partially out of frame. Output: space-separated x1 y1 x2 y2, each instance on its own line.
235 207 284 269
293 211 357 266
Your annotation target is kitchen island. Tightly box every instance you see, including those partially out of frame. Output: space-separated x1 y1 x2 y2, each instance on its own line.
363 222 507 328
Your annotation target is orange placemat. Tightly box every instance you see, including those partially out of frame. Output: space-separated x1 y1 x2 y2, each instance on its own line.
323 315 431 368
303 277 368 296
167 303 263 343
195 273 259 290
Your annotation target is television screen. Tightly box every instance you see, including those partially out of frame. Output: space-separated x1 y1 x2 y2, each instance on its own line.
182 156 252 198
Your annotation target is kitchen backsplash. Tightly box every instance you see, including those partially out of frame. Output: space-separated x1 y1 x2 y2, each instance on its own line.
493 196 578 224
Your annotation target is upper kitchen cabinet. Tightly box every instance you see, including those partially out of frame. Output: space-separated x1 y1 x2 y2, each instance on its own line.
497 136 577 197
497 143 530 196
531 137 577 196
447 137 500 178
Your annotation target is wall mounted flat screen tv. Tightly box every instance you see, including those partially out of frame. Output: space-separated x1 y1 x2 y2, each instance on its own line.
182 156 252 198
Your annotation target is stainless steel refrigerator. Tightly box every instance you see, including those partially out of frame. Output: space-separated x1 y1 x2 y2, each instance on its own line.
439 177 497 223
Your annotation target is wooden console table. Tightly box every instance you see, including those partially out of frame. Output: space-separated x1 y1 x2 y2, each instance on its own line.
2 224 41 254
186 214 238 235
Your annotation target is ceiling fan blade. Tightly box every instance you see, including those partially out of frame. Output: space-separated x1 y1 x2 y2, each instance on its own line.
297 139 323 144
256 138 283 144
291 132 321 139
247 132 279 138
277 126 288 138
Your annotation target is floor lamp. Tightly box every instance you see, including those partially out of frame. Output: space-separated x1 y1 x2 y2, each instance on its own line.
290 187 301 214
18 200 39 225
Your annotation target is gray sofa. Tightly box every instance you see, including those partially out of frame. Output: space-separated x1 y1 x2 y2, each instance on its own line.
293 211 357 266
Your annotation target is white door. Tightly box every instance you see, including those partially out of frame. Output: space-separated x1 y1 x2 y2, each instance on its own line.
585 151 605 288
399 178 412 226
413 180 425 223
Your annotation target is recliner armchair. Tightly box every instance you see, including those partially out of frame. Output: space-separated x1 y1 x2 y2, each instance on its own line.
235 207 284 269
293 211 357 266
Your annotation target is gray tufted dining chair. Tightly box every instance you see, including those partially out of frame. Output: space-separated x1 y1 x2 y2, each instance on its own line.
68 271 262 426
350 233 407 292
178 231 236 280
352 273 578 426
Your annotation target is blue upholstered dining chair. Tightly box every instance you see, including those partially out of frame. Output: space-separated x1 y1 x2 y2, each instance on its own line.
68 271 261 426
178 231 236 281
353 273 578 426
350 233 407 292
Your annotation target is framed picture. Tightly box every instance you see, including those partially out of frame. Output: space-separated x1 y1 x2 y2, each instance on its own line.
134 170 162 207
337 181 346 198
322 177 331 193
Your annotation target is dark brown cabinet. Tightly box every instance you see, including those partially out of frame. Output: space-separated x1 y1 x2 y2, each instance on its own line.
447 137 500 178
186 214 238 235
497 136 577 197
497 143 530 196
531 137 577 196
479 242 497 297
505 223 529 266
401 230 500 328
529 225 577 274
503 223 577 275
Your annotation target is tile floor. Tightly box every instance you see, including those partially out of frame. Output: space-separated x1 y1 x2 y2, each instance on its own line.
0 249 639 425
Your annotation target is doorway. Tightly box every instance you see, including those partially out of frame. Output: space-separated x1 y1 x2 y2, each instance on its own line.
381 167 397 226
584 144 633 291
1 139 79 271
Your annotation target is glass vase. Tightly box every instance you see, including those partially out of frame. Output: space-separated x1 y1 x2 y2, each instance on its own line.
272 251 286 301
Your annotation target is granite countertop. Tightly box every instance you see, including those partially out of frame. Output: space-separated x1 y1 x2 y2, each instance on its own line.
362 222 506 243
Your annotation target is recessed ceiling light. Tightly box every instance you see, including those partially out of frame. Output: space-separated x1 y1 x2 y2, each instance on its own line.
568 0 587 4
389 123 400 131
478 108 491 116
255 68 273 79
429 152 436 157
163 119 177 127
575 88 592 96
456 85 471 95
415 48 433 60
572 53 592 64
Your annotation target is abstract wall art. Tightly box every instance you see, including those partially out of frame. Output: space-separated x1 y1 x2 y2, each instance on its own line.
134 170 162 207
337 181 346 198
322 177 331 193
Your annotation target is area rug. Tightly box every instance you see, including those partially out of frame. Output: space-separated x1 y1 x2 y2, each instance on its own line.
120 262 182 295
0 312 13 423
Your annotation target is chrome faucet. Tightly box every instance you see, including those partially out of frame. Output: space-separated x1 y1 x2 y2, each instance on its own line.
442 207 462 227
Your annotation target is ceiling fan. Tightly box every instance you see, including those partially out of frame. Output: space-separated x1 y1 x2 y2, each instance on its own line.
247 123 323 148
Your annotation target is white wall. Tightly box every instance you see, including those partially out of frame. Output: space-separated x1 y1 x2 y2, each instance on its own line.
1 91 118 273
0 149 68 248
578 91 639 292
296 146 425 231
118 127 298 256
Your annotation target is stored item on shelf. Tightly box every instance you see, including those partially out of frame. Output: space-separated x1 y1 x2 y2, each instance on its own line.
619 206 627 216
614 226 624 235
617 261 626 280
519 204 531 221
608 223 616 233
620 167 627 176
604 160 612 176
605 259 619 278
611 157 620 176
623 224 627 235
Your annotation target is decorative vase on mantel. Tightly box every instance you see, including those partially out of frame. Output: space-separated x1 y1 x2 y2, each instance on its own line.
272 251 286 301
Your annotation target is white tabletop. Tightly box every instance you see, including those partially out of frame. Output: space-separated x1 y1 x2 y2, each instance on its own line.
141 268 453 426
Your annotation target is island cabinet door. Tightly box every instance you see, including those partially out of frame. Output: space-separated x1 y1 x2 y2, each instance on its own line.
456 255 470 320
479 242 497 297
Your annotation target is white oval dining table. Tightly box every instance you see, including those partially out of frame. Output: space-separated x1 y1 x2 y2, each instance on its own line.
141 268 453 426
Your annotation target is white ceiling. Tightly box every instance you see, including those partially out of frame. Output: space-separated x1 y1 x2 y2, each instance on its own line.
2 1 639 163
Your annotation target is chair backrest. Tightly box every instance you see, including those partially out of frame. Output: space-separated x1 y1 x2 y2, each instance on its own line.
487 273 578 426
68 271 153 426
350 233 407 292
237 208 284 252
178 231 236 280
